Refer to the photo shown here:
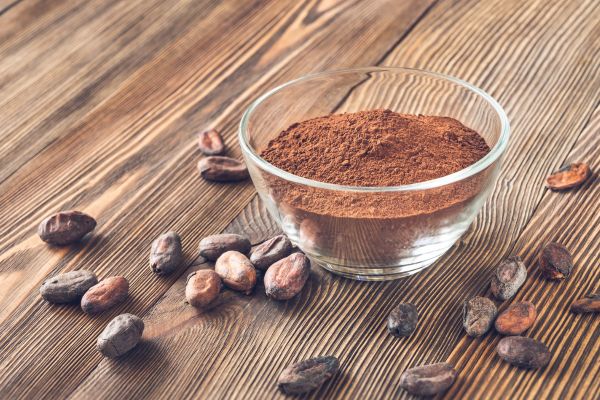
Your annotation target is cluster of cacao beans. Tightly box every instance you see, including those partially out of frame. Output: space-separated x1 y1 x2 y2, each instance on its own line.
196 128 249 182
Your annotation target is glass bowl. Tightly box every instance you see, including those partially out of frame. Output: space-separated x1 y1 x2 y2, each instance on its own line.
239 67 509 281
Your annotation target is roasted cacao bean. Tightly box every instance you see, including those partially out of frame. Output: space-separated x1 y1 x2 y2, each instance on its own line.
264 252 310 300
214 251 256 294
96 313 144 358
40 270 98 304
539 242 574 280
496 336 551 369
495 301 537 335
81 276 129 314
571 292 600 314
545 163 591 190
490 256 527 301
462 297 497 337
149 232 183 276
198 156 249 182
250 235 293 270
186 269 222 308
199 233 251 261
387 303 419 338
277 356 339 395
197 129 225 155
399 363 457 397
38 211 96 245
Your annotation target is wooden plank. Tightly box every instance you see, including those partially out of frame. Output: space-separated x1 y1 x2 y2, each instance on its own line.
0 0 438 398
67 0 600 398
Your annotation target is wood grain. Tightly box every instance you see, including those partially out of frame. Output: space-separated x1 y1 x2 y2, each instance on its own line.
0 0 598 399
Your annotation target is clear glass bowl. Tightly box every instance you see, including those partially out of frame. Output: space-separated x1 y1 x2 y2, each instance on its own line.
239 67 509 281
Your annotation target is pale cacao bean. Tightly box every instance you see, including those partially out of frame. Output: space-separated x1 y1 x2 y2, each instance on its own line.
186 269 222 308
399 363 457 397
149 232 183 276
214 251 256 294
38 211 96 245
571 292 600 314
496 336 551 369
539 242 574 280
40 270 98 304
277 356 339 395
495 301 537 335
545 163 591 190
387 303 418 338
197 129 225 155
264 252 310 300
96 314 144 358
81 276 129 314
199 233 251 261
250 235 293 270
462 297 497 337
490 256 527 301
198 156 249 182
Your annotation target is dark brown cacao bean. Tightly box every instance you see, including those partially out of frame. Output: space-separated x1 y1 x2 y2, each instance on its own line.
399 363 457 397
150 232 183 275
496 336 551 369
40 270 98 304
197 129 225 155
96 314 144 358
545 163 591 190
214 251 256 294
571 292 600 314
81 276 129 314
198 156 249 182
539 242 574 280
264 253 310 300
490 256 527 300
277 356 339 395
186 269 222 308
495 301 537 335
38 211 96 245
250 235 293 270
199 233 251 261
387 303 419 338
463 297 497 337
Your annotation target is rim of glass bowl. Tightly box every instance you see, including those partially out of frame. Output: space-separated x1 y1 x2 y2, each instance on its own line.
239 67 510 193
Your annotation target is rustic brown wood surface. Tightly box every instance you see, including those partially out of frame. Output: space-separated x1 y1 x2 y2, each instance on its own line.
0 0 598 399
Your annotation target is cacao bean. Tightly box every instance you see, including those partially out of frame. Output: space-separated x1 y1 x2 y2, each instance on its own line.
197 129 225 155
264 252 310 300
462 297 497 337
496 336 551 369
81 276 129 314
38 211 96 245
186 269 222 308
399 363 457 397
387 303 419 338
545 163 591 190
495 301 537 335
198 156 249 182
214 251 256 294
40 270 98 304
571 292 600 314
277 356 339 395
96 313 144 358
199 233 251 261
249 235 293 270
149 232 183 276
490 256 527 301
539 242 574 280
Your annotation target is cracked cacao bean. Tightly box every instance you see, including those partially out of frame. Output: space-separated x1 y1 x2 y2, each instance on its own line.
277 356 339 395
496 336 551 369
264 252 310 300
197 129 225 155
387 303 419 338
199 233 251 261
38 211 96 245
463 297 497 337
571 292 600 314
97 314 144 358
150 232 183 276
198 156 249 182
545 163 591 190
186 269 222 308
215 251 256 294
399 363 457 397
81 276 129 314
495 301 537 335
250 235 293 270
539 242 574 280
490 256 527 301
40 270 98 304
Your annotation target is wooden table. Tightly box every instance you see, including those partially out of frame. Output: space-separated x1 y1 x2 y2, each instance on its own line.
1 0 598 398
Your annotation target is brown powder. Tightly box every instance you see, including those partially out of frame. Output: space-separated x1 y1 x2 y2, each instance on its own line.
261 109 490 187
